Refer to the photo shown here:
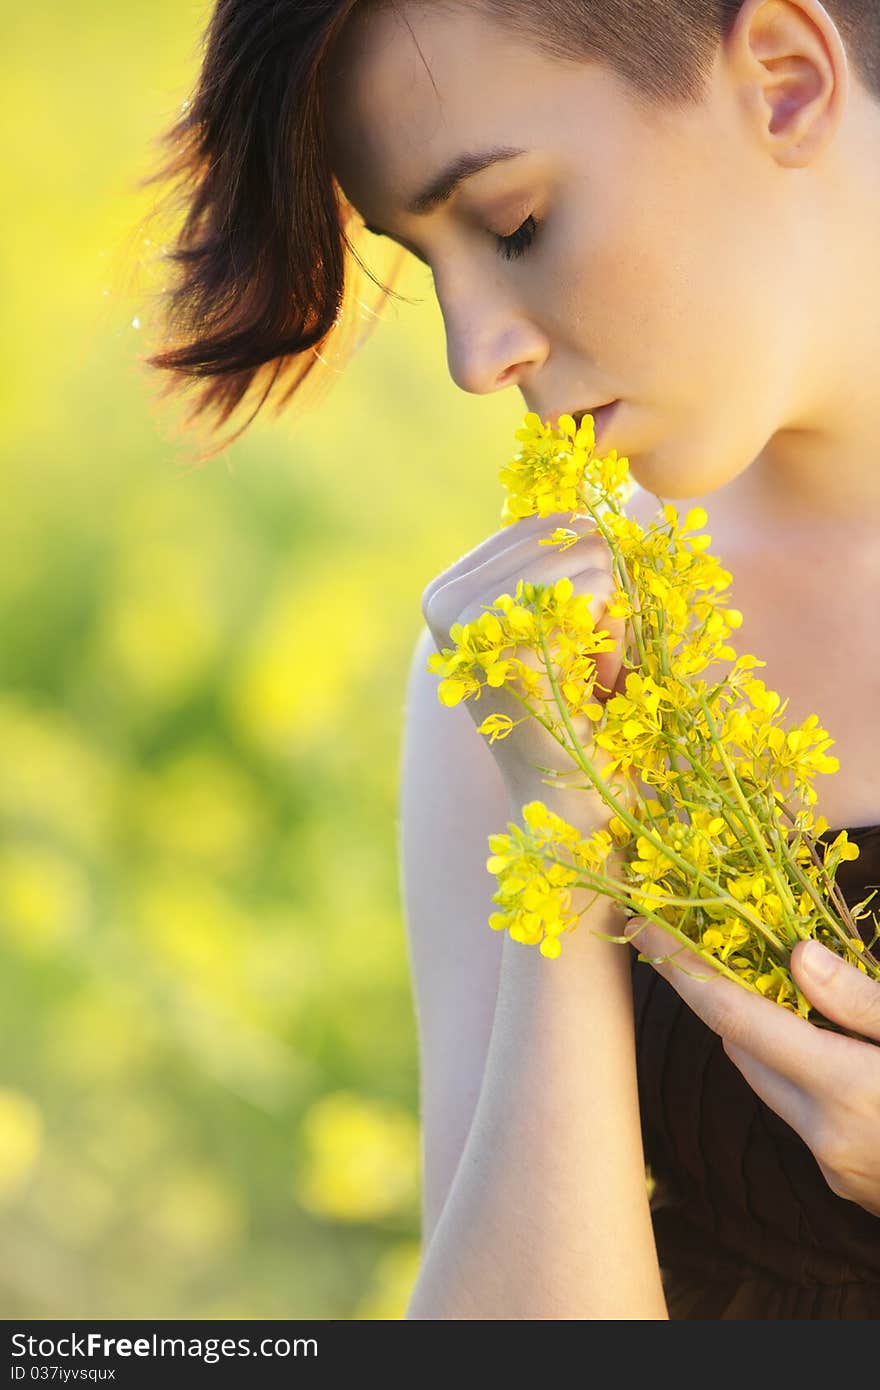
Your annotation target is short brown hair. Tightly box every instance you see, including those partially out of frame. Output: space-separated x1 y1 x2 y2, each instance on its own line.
137 0 880 461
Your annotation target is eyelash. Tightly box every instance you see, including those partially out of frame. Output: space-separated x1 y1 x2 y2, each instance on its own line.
494 213 538 261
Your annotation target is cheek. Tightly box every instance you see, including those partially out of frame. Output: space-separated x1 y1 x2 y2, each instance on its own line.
557 203 784 433
550 217 714 409
558 233 782 497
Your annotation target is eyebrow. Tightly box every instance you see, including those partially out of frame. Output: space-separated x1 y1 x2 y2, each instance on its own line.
363 144 528 238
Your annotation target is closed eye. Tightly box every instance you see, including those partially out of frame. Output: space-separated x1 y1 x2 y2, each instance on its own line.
363 213 539 266
495 213 538 261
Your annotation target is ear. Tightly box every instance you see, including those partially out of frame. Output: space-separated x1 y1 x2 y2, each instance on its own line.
725 0 849 168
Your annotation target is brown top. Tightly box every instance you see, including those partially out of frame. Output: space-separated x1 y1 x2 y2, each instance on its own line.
631 823 880 1319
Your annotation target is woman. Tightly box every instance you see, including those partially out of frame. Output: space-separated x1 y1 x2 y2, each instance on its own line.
143 0 880 1317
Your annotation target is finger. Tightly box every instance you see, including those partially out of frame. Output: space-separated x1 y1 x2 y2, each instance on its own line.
790 939 880 1045
421 508 597 615
425 526 611 638
423 516 609 633
455 555 616 628
627 921 838 1093
430 560 620 679
721 1039 814 1136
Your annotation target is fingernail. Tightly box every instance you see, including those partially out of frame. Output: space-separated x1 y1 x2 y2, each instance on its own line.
801 940 838 983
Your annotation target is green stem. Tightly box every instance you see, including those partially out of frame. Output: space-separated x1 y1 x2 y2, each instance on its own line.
660 733 771 878
770 797 880 971
529 610 787 953
575 500 651 669
524 486 878 991
695 687 804 936
653 704 865 961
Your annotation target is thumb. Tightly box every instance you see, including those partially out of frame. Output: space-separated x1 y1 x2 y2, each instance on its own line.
791 939 880 1043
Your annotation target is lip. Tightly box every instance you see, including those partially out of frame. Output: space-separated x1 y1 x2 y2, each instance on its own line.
569 400 621 447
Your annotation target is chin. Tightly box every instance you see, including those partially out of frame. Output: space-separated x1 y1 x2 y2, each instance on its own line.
625 444 737 503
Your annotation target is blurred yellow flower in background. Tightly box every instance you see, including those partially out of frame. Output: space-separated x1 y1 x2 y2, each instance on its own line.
354 1240 423 1320
0 1 524 1320
0 1090 43 1202
296 1091 419 1223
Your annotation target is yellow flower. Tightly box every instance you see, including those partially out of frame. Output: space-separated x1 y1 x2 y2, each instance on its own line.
822 830 861 866
498 411 634 525
426 409 880 1012
755 965 798 1009
477 713 519 743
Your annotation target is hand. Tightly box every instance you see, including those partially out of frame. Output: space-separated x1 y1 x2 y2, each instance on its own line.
626 920 880 1217
421 510 630 835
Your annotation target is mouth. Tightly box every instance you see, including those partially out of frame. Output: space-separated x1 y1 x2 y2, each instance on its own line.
565 400 621 444
568 401 615 426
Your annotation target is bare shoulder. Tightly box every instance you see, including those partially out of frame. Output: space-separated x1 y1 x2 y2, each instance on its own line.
399 623 511 1248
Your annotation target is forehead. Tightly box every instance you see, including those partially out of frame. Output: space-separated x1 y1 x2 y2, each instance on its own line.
323 3 596 224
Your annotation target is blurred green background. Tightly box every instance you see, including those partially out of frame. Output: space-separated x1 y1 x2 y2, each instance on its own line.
1 2 523 1318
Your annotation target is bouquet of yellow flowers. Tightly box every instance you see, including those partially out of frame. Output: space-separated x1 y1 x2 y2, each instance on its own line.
426 411 879 1031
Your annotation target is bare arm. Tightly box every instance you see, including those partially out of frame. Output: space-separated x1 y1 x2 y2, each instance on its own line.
399 625 667 1319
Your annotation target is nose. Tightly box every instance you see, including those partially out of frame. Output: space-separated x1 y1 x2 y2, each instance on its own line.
437 278 549 397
